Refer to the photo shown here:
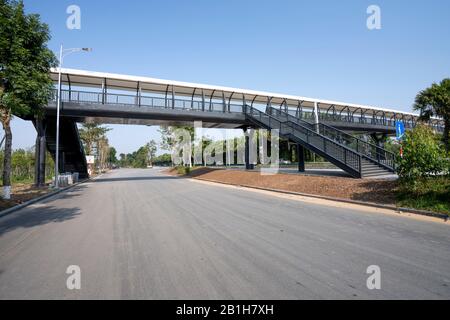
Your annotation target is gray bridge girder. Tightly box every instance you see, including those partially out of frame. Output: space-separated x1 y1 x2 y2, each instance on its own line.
42 100 399 134
321 120 396 135
44 101 249 129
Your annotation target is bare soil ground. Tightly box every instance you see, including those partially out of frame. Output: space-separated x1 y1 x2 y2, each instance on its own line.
167 167 397 205
0 184 52 211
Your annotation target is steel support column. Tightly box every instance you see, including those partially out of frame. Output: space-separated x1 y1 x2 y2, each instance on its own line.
101 78 107 104
297 144 305 172
244 127 254 170
171 85 175 109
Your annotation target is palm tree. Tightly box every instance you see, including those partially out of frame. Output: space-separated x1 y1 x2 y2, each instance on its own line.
413 78 450 152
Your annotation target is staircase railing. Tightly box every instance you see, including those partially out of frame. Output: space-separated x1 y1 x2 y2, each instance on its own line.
245 106 362 177
267 107 395 171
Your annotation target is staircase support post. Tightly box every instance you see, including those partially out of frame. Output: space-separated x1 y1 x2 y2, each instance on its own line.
313 101 320 133
34 119 47 187
297 144 305 172
244 127 254 170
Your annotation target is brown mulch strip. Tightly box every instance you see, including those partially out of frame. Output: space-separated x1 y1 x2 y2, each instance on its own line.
0 184 51 211
168 167 397 205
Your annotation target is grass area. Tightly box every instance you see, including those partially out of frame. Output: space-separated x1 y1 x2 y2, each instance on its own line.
396 176 450 215
2 176 54 186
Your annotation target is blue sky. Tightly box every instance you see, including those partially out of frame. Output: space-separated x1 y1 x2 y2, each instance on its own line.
12 0 450 154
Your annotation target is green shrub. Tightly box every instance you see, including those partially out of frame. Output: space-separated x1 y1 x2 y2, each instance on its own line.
396 125 448 180
176 166 191 175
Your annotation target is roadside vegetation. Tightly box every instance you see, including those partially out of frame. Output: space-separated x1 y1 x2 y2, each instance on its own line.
118 140 158 168
0 148 54 183
395 125 449 214
396 176 449 214
393 79 450 214
78 123 118 173
0 148 55 210
0 0 56 199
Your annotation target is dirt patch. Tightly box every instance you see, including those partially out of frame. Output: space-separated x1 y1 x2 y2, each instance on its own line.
0 184 52 211
170 167 397 205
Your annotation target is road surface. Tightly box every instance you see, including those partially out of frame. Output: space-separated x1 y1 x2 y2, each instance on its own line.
0 168 449 299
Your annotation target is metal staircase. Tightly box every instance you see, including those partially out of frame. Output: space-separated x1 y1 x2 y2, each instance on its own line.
266 107 396 177
245 106 396 178
44 116 89 179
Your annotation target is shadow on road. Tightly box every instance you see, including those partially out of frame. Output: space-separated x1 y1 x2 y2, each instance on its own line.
93 176 180 183
0 205 81 236
0 188 86 236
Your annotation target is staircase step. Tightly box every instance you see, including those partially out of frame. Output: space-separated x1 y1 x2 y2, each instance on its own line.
363 172 393 177
363 171 391 175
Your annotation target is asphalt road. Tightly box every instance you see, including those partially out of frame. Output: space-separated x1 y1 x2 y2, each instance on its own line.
0 168 449 299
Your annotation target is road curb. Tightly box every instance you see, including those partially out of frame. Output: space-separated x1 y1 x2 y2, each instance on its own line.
0 178 91 219
190 177 449 221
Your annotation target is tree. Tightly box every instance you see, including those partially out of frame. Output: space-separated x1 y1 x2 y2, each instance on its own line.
79 123 111 155
0 0 56 198
413 78 450 152
108 147 118 165
396 125 448 180
119 153 127 167
152 153 172 166
96 135 110 170
158 125 194 151
146 140 157 166
130 146 149 168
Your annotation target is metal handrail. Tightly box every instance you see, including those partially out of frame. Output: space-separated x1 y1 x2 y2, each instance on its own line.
51 89 244 114
51 89 443 133
245 106 362 175
268 107 396 170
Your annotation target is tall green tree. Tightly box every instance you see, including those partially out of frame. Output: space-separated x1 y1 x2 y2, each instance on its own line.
79 123 111 155
0 0 56 198
108 147 118 165
146 140 157 166
413 78 450 152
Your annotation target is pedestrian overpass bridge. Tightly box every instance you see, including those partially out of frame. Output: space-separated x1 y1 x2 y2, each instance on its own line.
23 68 445 184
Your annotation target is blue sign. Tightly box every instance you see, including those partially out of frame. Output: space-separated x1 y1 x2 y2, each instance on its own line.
395 121 405 140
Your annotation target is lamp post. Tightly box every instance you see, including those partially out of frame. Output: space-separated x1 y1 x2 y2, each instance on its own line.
55 45 92 188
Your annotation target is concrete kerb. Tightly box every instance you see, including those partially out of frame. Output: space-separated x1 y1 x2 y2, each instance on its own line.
0 174 102 219
189 177 449 221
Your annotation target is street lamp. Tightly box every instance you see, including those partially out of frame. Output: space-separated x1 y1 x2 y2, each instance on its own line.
55 45 92 188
